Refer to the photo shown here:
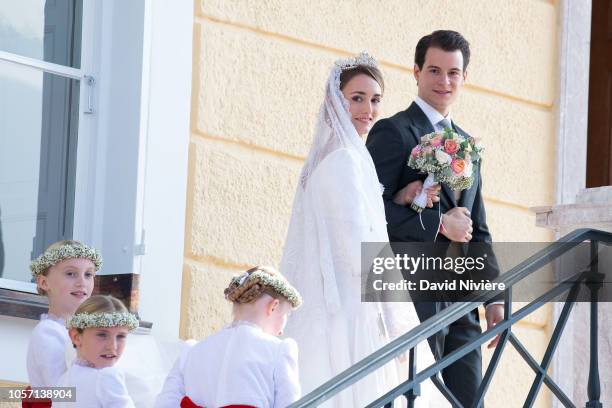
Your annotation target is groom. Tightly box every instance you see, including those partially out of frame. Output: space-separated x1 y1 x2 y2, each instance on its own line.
366 30 504 406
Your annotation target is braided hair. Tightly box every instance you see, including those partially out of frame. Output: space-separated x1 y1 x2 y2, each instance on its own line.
224 266 302 308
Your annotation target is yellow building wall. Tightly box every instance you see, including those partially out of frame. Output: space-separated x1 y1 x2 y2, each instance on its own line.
184 1 558 406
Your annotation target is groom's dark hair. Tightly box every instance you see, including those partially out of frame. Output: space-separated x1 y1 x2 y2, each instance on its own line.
414 30 471 71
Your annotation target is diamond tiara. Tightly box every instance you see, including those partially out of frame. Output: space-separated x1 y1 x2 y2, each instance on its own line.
334 51 378 71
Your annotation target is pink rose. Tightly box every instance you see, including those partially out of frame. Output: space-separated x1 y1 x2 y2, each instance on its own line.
431 135 443 147
451 158 466 175
444 139 459 155
411 145 421 157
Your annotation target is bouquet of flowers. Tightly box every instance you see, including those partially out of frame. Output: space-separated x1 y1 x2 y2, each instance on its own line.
408 128 483 213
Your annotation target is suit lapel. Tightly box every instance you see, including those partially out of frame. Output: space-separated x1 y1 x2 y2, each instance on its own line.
453 123 472 209
458 179 471 208
458 189 466 207
406 102 433 135
442 183 458 208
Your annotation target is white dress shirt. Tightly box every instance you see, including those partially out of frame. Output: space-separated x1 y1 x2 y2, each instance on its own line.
414 96 453 132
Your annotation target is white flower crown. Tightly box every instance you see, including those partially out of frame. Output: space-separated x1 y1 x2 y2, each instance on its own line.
30 243 102 277
67 312 139 331
230 269 303 308
334 51 378 71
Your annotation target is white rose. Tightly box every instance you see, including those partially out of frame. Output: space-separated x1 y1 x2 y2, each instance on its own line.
462 160 473 177
435 149 451 165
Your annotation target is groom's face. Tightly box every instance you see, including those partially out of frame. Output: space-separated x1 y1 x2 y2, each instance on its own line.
414 47 466 116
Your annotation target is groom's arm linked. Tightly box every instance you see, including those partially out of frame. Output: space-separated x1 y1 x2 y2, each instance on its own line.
366 118 441 242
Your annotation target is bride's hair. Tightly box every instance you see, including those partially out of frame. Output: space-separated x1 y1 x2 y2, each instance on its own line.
339 64 385 94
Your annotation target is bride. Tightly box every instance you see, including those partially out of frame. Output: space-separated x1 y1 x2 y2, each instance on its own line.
280 53 442 407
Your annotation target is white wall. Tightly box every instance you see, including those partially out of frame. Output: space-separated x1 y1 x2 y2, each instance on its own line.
136 0 192 340
0 316 37 382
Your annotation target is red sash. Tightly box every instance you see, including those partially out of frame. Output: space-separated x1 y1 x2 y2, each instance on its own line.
180 396 255 408
21 386 52 408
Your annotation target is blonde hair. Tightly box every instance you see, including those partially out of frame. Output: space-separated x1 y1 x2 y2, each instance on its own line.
76 294 127 314
72 295 128 333
36 240 86 295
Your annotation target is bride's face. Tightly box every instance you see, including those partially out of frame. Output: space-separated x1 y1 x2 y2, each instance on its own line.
341 74 382 136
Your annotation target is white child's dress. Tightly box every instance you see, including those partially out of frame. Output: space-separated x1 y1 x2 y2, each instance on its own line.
55 362 135 408
26 314 71 387
155 322 301 408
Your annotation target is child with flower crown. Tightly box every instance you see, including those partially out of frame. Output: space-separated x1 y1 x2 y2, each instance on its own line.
54 295 139 407
26 240 102 389
155 266 302 408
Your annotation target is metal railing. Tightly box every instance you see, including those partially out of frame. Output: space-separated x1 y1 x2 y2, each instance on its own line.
289 228 611 408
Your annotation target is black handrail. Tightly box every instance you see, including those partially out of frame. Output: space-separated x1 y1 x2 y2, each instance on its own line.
289 228 612 408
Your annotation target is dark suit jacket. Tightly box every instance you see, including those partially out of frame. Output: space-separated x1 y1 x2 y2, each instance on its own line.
366 102 500 302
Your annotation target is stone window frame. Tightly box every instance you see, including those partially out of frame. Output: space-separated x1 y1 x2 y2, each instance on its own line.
553 1 592 405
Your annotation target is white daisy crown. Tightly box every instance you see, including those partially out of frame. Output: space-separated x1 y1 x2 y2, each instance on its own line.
226 266 303 308
67 311 139 331
30 242 103 277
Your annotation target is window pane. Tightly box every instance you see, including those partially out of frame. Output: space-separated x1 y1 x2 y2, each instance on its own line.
0 59 79 283
0 0 82 68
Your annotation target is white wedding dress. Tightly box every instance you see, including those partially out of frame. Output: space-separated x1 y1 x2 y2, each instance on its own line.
281 57 446 407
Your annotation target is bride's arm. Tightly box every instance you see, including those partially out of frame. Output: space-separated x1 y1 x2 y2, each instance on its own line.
393 181 440 207
311 149 375 279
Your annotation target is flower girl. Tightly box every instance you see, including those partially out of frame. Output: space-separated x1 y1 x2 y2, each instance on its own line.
26 240 101 387
155 266 302 408
54 295 139 407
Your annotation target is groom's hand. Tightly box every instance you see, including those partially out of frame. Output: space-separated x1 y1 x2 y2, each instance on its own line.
441 207 473 242
485 304 505 349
